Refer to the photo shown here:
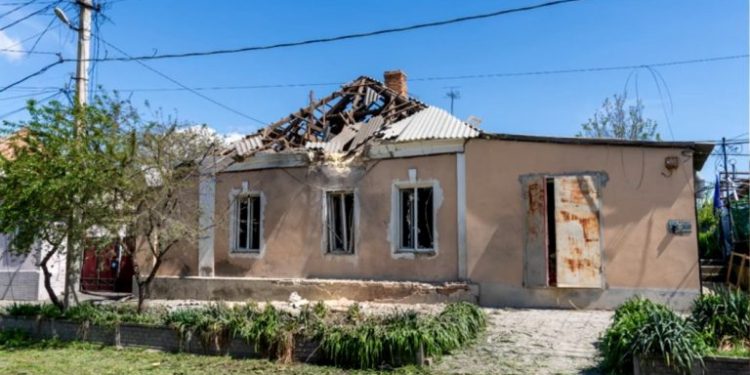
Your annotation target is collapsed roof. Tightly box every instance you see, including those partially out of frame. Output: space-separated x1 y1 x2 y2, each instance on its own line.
225 74 481 161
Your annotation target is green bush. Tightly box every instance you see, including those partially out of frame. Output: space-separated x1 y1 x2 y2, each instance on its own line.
600 297 705 374
691 288 750 347
4 303 63 319
3 300 485 369
229 303 299 361
320 302 486 369
163 303 233 351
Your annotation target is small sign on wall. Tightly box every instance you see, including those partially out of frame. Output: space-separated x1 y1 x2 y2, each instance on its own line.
667 220 692 235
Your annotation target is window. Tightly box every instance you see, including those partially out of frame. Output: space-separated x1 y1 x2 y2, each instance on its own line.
523 175 602 288
235 195 261 252
399 187 434 251
326 191 355 254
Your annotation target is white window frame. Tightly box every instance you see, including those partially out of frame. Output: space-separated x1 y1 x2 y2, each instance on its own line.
322 190 358 255
391 180 440 255
229 191 265 255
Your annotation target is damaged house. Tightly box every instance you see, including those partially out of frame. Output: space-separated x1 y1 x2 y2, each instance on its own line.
147 71 713 309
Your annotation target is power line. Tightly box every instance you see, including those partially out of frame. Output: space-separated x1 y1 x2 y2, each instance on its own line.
0 89 61 120
0 57 65 93
0 22 63 52
27 53 744 93
0 89 58 101
84 0 582 62
0 0 33 20
0 1 58 31
408 54 750 82
93 35 267 125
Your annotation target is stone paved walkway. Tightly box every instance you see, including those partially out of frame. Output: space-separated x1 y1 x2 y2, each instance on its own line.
433 308 613 374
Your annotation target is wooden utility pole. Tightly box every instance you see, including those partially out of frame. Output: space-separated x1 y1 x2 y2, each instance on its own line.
63 0 93 309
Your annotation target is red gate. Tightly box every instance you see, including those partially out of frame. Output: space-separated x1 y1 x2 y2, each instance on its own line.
80 240 134 293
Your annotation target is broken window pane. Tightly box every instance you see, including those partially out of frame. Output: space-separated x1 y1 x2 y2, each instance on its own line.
400 189 415 249
250 196 261 250
238 199 248 249
399 186 434 251
417 187 434 249
326 192 355 254
236 195 261 252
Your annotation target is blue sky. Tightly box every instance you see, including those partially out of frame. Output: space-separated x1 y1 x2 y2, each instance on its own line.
0 0 748 179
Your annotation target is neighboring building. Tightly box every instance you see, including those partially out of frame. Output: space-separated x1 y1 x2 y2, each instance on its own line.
0 133 67 301
0 237 66 301
145 71 714 309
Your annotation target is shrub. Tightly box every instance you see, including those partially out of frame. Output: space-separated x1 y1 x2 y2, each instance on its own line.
691 288 750 347
230 304 298 361
4 303 63 319
163 303 233 352
320 302 486 369
601 298 705 374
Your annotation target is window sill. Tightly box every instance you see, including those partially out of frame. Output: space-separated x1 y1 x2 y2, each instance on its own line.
394 249 436 259
326 251 356 256
229 249 262 258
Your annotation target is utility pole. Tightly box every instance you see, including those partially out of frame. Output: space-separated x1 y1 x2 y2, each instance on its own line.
721 137 734 256
75 0 92 109
55 0 94 309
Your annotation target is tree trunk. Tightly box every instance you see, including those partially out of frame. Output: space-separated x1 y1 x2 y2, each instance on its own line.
62 230 78 310
135 256 161 314
136 280 146 313
39 246 63 310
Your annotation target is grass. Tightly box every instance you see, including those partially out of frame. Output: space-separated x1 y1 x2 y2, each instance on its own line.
0 334 428 375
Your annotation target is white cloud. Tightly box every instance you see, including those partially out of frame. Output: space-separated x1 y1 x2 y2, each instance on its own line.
0 30 24 62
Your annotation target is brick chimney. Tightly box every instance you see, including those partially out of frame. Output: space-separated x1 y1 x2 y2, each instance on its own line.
384 70 408 97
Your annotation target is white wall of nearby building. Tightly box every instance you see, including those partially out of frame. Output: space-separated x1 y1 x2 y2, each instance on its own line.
0 234 66 301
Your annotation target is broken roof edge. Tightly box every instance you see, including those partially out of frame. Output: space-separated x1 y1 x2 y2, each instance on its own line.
479 132 715 170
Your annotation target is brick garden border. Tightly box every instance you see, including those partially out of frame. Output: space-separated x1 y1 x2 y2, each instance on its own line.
634 355 750 375
0 316 324 363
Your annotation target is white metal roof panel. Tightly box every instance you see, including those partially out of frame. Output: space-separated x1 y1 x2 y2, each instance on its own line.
380 106 480 142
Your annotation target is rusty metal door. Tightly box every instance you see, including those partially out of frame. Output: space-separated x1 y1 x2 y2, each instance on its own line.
554 176 602 288
523 176 549 287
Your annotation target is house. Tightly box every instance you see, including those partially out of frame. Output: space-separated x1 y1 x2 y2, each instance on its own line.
145 71 714 309
0 134 66 301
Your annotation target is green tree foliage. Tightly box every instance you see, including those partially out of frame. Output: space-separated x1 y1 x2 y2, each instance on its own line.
697 200 721 258
578 94 661 140
117 123 222 312
0 97 136 309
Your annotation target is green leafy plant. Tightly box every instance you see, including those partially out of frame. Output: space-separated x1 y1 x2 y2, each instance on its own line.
691 288 750 348
4 303 63 319
697 201 721 258
601 298 706 374
163 303 232 353
230 303 298 361
320 302 486 369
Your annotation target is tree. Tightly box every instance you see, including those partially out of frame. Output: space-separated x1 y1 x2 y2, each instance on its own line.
118 123 222 312
577 94 661 141
0 97 135 309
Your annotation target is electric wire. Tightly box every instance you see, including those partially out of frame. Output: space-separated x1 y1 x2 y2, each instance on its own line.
0 89 61 120
83 0 582 62
93 35 267 125
0 58 65 93
0 0 58 31
0 0 33 20
47 53 750 93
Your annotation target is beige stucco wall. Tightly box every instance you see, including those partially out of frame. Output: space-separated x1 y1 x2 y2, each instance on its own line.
208 153 459 282
465 138 700 308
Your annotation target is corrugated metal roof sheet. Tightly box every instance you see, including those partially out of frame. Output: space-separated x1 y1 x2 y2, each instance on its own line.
305 125 358 153
380 106 480 142
234 134 264 156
